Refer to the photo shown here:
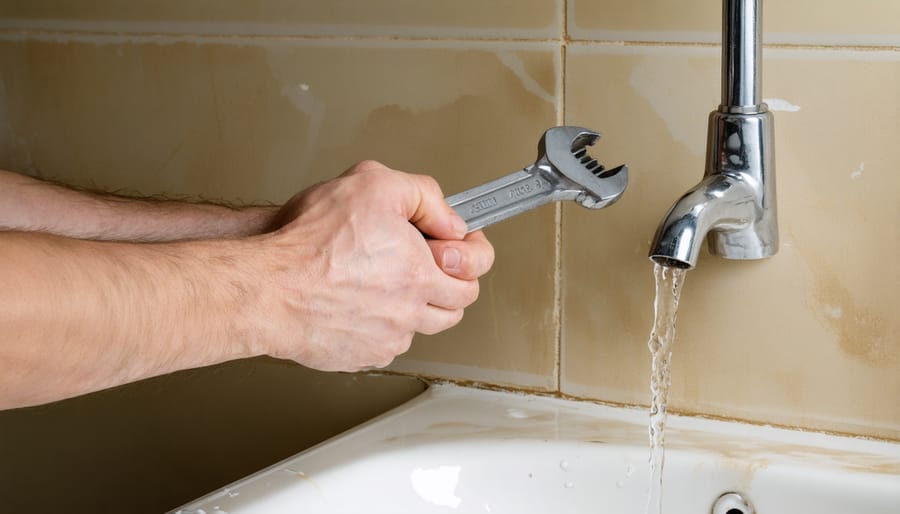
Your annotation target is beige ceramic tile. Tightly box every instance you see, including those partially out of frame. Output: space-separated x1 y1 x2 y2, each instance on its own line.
562 44 900 439
0 0 562 39
0 34 560 389
569 0 900 46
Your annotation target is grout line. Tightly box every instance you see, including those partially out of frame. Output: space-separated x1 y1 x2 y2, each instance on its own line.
561 0 570 80
2 28 897 52
568 39 717 48
0 28 560 46
567 38 900 52
766 42 900 52
553 0 569 394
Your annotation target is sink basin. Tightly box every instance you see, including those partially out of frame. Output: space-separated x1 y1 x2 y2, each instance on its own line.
170 384 900 513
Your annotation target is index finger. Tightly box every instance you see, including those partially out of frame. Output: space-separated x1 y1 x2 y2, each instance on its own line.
403 173 468 241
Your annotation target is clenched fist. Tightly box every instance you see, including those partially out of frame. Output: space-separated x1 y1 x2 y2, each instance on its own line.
244 161 495 371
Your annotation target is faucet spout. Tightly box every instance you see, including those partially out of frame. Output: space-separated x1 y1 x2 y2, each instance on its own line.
649 172 761 270
648 0 778 270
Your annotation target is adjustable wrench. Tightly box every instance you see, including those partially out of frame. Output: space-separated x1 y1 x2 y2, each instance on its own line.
445 126 628 233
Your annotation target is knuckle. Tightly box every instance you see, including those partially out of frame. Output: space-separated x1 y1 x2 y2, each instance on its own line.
418 174 442 195
455 237 495 278
483 241 496 269
463 281 480 306
357 165 401 196
393 333 413 355
375 356 395 368
352 159 386 174
393 298 422 320
387 312 412 337
472 240 495 274
448 309 465 328
428 310 464 334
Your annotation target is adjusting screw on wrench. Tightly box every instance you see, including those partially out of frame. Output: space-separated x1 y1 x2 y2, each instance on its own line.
444 126 628 233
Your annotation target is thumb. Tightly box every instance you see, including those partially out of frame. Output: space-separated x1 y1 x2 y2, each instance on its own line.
405 174 467 240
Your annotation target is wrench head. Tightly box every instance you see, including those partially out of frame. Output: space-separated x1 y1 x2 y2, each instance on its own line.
538 126 628 209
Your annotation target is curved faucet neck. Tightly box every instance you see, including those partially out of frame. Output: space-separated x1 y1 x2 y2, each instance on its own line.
649 173 759 270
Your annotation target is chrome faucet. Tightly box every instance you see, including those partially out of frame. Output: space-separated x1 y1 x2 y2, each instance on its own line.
649 0 777 269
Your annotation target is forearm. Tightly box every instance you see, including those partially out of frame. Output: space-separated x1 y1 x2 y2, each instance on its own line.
0 231 259 408
0 162 496 409
0 169 278 241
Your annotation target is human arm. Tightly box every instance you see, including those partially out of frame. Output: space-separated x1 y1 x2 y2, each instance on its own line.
0 161 494 409
0 169 278 241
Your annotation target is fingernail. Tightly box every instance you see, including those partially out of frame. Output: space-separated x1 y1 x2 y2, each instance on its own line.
442 247 461 271
451 215 468 238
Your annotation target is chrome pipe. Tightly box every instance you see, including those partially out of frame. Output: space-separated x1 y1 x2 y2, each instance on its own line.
721 0 763 112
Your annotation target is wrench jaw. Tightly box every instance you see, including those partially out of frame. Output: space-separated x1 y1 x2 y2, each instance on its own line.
540 126 629 210
539 126 600 166
576 164 628 209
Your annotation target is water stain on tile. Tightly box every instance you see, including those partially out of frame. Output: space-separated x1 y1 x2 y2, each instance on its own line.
813 269 895 368
628 55 717 156
496 51 557 105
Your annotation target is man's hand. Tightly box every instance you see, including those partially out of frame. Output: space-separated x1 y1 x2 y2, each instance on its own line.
246 161 494 371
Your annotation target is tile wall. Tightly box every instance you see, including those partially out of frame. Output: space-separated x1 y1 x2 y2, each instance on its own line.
0 1 897 440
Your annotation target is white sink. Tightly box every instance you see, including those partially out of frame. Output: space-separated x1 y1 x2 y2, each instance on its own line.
170 384 900 514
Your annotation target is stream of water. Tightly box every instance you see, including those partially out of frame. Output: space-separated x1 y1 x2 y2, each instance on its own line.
646 263 687 514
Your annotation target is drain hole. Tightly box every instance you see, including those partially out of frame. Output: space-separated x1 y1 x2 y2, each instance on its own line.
712 492 754 514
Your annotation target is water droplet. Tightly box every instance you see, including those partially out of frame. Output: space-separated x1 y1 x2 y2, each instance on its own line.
559 460 570 471
563 481 574 489
625 464 635 476
616 480 625 488
527 472 533 479
223 487 239 498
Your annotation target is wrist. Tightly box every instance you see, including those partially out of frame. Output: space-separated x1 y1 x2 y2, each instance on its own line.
232 205 280 236
188 237 270 363
204 234 282 361
223 229 322 365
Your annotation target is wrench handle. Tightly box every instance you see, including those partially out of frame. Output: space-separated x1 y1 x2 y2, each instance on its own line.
445 166 557 233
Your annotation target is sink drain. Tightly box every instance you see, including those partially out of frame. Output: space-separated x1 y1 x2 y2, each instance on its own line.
711 492 755 514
